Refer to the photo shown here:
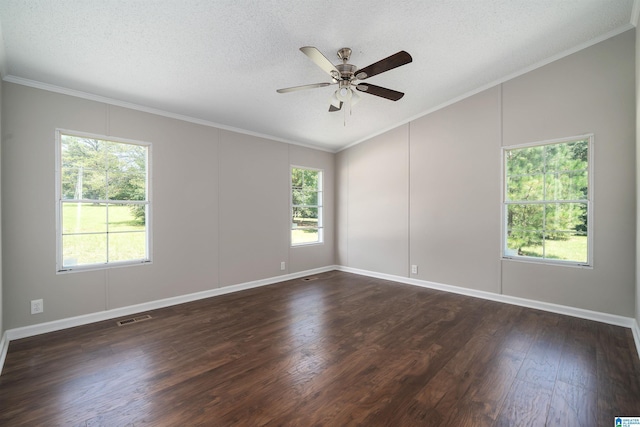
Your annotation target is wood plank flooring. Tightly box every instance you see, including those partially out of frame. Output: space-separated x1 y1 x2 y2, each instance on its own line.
1 271 639 426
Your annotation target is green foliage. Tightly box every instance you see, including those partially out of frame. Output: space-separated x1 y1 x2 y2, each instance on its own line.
505 139 589 260
61 135 147 224
291 168 322 245
61 203 146 266
291 168 321 224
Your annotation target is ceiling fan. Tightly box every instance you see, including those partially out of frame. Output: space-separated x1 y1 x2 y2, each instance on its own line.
276 46 412 113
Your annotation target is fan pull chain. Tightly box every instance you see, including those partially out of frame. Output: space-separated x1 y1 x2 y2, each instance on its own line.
344 102 347 126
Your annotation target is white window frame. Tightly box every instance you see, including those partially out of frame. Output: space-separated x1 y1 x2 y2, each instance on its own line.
501 134 593 268
55 129 152 273
290 165 324 247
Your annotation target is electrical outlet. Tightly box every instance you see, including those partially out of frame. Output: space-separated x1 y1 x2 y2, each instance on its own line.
411 265 418 274
280 261 286 271
31 299 43 314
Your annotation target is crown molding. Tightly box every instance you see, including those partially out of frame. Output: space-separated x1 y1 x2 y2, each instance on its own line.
2 75 337 153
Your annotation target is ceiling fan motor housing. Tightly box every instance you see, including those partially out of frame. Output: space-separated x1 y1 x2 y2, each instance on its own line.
336 63 358 81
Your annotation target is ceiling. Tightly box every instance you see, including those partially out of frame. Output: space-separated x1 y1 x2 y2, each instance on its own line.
0 1 637 152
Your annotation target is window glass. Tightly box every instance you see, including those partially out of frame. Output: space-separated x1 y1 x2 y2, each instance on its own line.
291 167 323 246
504 137 590 265
58 132 150 271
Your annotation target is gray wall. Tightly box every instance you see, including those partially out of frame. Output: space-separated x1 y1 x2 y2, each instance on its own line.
501 30 635 315
637 25 640 328
410 86 501 293
337 30 636 317
337 125 409 276
0 29 636 331
0 76 3 338
1 83 335 329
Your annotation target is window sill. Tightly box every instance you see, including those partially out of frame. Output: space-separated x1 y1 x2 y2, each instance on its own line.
291 242 324 248
57 259 152 274
501 256 592 269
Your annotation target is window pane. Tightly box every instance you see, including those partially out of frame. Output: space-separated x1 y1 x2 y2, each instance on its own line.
507 204 544 231
545 203 587 234
292 189 319 206
506 230 544 258
506 174 544 201
62 202 107 234
544 170 588 201
61 136 106 170
61 167 107 200
545 139 588 172
291 168 303 189
61 167 106 200
63 234 107 266
108 204 146 232
504 138 590 264
302 169 319 189
61 136 108 200
292 207 319 228
59 132 150 270
291 229 319 245
291 167 322 246
109 232 147 262
543 232 588 263
106 142 147 201
506 145 544 176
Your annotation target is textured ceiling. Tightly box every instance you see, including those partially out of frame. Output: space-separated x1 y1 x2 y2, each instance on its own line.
0 0 636 152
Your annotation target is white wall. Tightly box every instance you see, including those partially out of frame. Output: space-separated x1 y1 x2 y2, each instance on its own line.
1 83 335 329
337 30 636 317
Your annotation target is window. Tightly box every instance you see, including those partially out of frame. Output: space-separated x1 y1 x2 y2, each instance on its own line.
56 131 151 272
503 136 591 266
291 167 323 246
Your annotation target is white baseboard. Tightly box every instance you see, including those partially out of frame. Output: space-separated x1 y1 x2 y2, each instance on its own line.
336 265 640 354
0 332 8 376
632 319 640 360
0 265 335 372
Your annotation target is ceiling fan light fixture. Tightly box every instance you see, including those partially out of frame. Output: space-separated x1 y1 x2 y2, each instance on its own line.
330 92 341 108
336 85 352 102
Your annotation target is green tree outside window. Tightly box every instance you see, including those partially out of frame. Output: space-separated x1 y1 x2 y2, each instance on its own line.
291 167 323 245
504 138 590 264
59 133 150 270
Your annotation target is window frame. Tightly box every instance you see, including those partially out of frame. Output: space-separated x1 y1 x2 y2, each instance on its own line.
290 165 324 247
501 134 594 268
55 129 152 273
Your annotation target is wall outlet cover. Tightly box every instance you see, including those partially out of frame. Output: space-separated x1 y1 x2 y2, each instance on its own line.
31 299 44 314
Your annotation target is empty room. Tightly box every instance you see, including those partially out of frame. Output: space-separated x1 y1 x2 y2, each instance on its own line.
0 1 640 425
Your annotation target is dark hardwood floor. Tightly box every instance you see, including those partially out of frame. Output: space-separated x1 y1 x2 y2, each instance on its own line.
1 271 639 426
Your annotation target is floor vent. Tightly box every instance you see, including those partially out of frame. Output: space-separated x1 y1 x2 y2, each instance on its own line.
302 277 319 281
116 314 152 326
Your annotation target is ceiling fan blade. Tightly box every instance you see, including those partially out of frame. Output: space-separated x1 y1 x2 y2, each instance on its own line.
329 102 343 112
300 46 341 79
355 83 404 101
277 82 331 94
355 51 412 80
